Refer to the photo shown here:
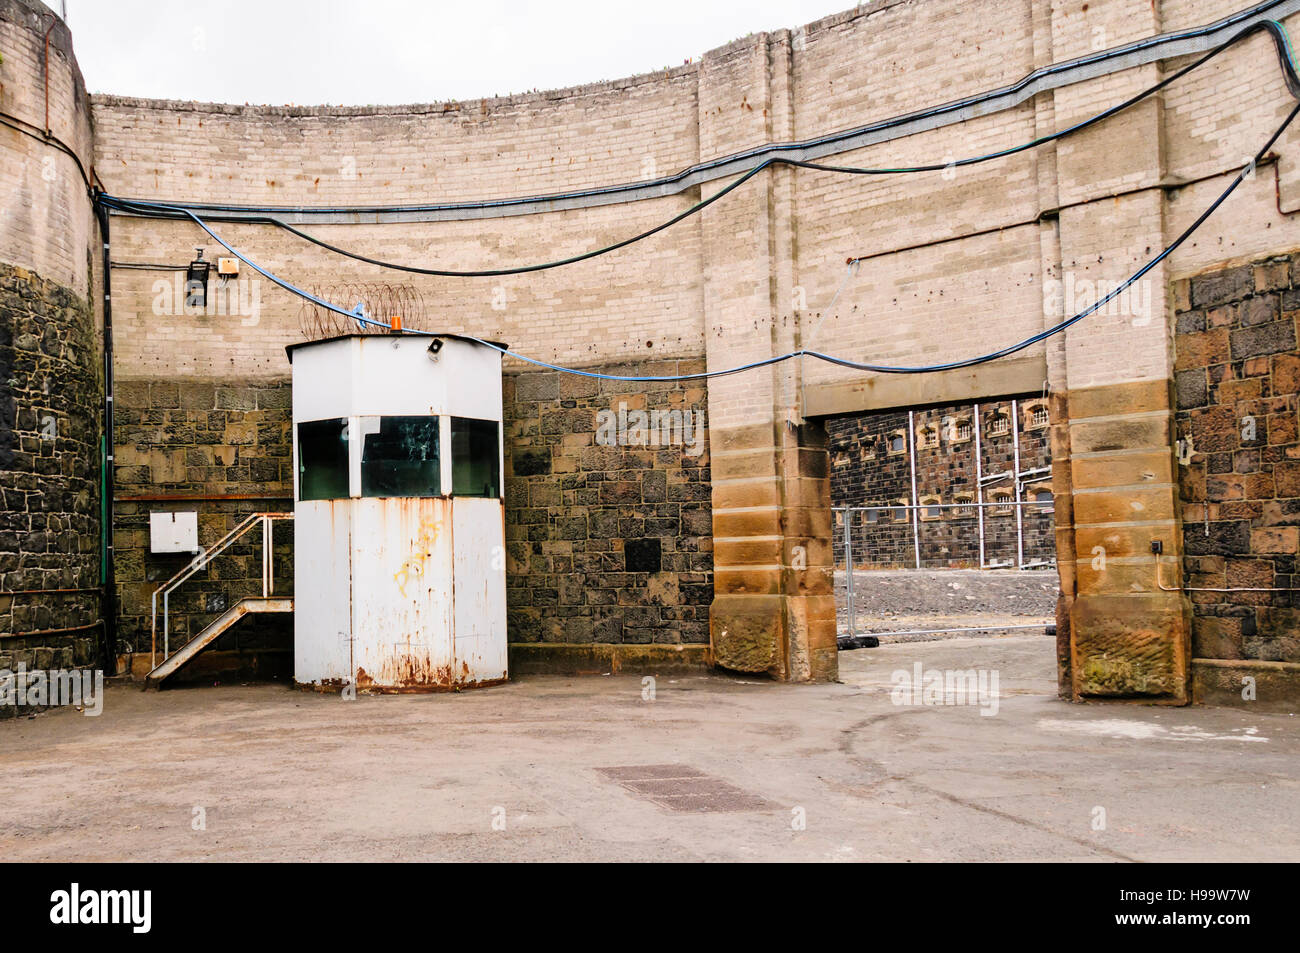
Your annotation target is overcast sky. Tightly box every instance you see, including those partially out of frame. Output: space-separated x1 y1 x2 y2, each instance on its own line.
64 0 843 106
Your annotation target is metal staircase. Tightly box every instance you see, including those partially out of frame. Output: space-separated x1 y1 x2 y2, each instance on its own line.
145 597 293 689
146 512 293 689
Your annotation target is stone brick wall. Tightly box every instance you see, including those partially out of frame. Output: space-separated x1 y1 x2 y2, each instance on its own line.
1174 254 1300 663
503 362 712 646
827 397 1054 569
90 1 1300 395
111 380 293 656
63 0 1300 689
111 366 713 654
0 0 97 294
0 263 103 713
0 1 104 714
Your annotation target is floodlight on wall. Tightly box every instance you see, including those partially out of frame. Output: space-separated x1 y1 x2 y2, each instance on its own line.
184 248 210 311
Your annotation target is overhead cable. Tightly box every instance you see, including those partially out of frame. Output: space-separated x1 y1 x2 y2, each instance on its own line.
99 20 1300 278
98 97 1300 382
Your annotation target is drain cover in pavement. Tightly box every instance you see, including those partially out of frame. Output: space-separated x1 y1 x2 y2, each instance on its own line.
596 764 774 813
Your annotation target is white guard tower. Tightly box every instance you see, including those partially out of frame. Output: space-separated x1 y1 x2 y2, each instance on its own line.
288 333 507 692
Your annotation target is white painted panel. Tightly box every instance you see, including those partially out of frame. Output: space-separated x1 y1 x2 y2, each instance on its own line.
352 336 503 420
452 497 508 685
291 337 354 423
349 498 455 689
149 511 198 554
294 501 353 687
293 336 502 421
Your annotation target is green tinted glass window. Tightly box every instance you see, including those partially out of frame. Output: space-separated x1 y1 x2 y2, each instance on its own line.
451 417 500 498
298 418 350 501
361 416 441 498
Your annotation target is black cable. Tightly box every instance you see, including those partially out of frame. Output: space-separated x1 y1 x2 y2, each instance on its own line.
101 97 1300 382
0 111 97 195
98 19 1300 278
802 100 1300 374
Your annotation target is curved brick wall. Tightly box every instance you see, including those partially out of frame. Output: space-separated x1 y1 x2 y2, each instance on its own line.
85 0 1300 389
0 0 103 696
0 263 101 663
0 0 1282 691
0 0 95 291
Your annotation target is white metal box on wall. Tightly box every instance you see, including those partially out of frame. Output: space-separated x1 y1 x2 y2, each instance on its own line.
149 511 199 554
288 333 508 692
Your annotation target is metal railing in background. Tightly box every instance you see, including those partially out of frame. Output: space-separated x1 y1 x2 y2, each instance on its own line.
834 501 1056 642
149 512 293 667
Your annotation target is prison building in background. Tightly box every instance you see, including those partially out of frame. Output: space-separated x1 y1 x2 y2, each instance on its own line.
828 396 1055 569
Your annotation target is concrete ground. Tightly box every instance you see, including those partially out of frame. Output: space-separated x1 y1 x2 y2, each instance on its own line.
1 634 1297 862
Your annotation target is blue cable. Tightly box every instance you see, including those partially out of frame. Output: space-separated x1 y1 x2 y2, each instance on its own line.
106 95 1298 384
95 22 1300 383
99 20 1300 279
476 100 1299 379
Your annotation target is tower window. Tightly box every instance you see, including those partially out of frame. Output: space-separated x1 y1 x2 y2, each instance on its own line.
298 418 351 502
451 417 502 498
361 416 441 499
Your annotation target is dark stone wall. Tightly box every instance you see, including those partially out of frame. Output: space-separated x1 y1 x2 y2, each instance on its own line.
503 361 713 646
110 363 714 655
0 262 103 708
111 379 293 657
1174 254 1300 663
826 397 1054 569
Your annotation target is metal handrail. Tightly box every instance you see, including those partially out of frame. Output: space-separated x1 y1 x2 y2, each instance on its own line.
149 512 294 667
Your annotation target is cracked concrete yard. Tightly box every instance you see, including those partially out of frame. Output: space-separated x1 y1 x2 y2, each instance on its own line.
1 634 1297 862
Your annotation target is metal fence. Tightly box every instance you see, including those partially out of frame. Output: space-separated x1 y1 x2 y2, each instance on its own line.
834 500 1056 642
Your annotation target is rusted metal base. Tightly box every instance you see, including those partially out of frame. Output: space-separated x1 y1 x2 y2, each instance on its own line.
291 676 508 694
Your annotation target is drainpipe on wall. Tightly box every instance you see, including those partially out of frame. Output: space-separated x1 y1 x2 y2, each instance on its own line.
974 402 986 570
1011 398 1024 570
42 13 59 135
94 195 118 670
908 410 921 570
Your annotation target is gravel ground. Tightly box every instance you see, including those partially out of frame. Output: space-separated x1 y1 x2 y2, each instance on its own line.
835 568 1057 642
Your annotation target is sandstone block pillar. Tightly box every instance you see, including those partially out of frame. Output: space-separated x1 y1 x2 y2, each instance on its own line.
698 31 837 682
1050 0 1192 702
